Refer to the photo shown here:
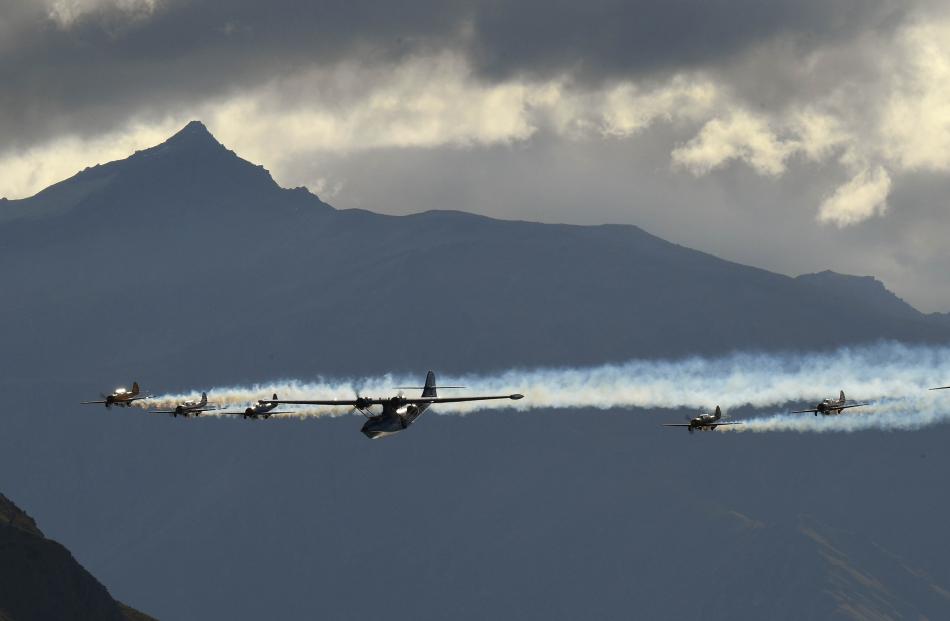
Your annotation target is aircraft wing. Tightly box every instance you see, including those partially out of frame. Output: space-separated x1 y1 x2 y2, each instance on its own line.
263 399 371 406
709 422 743 426
80 400 108 405
790 408 819 414
930 386 950 390
838 403 870 410
401 394 524 405
662 423 692 427
265 395 523 406
146 408 216 414
216 411 293 416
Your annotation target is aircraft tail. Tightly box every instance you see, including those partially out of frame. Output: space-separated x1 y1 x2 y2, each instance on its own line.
839 390 846 402
272 393 278 401
714 405 721 420
131 382 140 395
422 371 437 398
200 391 207 406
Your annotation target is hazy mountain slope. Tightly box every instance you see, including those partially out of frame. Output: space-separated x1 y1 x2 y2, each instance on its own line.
0 121 946 388
0 494 155 621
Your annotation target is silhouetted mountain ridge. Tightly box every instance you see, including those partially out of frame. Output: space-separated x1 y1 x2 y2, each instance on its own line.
0 121 946 384
795 270 922 323
0 494 155 621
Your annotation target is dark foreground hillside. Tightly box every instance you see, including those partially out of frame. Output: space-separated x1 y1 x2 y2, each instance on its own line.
0 494 155 621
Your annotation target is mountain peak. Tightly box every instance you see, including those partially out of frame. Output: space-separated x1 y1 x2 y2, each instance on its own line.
160 120 224 151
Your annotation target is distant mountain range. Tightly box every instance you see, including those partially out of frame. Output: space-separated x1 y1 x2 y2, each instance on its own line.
0 494 154 621
2 122 949 621
1 120 947 388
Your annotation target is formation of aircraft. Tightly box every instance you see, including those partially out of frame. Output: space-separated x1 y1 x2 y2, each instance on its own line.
81 382 151 408
662 405 741 432
81 377 948 439
790 390 869 416
661 389 884 432
77 372 523 438
147 392 217 418
264 371 524 439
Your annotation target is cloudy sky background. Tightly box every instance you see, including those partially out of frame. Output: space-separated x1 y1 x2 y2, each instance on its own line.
4 0 950 309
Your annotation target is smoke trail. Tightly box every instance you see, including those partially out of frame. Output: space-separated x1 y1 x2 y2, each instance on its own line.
722 396 950 433
141 342 950 427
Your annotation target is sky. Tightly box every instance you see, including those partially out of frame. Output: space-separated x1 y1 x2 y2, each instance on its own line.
4 0 950 310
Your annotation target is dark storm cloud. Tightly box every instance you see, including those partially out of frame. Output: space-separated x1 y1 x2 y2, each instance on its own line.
1 0 912 151
466 0 908 83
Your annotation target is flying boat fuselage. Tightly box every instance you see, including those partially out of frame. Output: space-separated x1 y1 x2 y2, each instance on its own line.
360 402 427 439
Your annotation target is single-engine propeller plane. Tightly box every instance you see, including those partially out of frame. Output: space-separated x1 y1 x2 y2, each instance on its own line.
264 371 524 439
791 390 869 416
662 406 741 433
148 392 217 418
81 382 151 408
218 394 292 420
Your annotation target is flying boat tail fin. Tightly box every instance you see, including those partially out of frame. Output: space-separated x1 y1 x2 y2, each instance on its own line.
840 390 846 402
422 371 437 398
200 391 207 405
714 405 721 420
132 382 140 395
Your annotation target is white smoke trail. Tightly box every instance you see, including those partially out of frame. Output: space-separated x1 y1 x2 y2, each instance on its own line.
722 395 950 433
140 342 950 428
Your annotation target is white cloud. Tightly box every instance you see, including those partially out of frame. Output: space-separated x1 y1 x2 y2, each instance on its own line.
598 76 718 137
214 56 537 156
880 21 950 172
671 111 793 176
817 166 891 227
46 0 159 28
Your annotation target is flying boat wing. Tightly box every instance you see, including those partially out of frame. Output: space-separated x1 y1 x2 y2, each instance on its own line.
399 394 524 405
217 411 293 416
791 408 820 414
265 395 523 406
263 399 373 406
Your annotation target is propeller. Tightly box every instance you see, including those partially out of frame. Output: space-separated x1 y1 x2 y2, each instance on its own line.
349 392 375 417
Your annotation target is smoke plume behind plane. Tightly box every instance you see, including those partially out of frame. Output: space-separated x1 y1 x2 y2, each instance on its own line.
142 342 950 430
